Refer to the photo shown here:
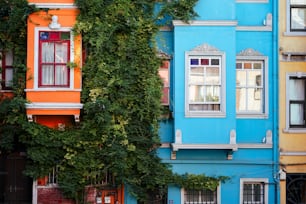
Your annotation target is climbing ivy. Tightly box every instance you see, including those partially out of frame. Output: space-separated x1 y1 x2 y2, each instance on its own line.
0 0 230 203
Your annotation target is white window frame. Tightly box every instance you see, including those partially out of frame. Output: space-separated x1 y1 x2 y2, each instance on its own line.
34 27 75 90
181 185 221 204
185 50 226 118
236 0 268 3
240 178 268 204
236 56 269 118
285 0 306 36
285 72 306 133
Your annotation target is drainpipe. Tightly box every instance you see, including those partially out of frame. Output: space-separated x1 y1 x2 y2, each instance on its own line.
272 0 280 203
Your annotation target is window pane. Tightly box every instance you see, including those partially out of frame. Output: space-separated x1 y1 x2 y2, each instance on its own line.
55 42 68 63
5 67 13 87
291 8 306 30
190 58 199 65
236 88 246 111
189 85 204 102
205 85 220 102
5 50 13 66
201 58 209 65
248 88 262 112
42 65 54 85
190 66 204 74
206 67 220 84
290 103 304 125
55 65 68 85
289 79 305 100
190 75 205 84
211 59 219 65
248 71 262 86
42 42 55 63
237 70 247 86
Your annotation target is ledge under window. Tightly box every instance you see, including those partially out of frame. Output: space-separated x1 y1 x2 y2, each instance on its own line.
282 52 306 61
171 143 238 152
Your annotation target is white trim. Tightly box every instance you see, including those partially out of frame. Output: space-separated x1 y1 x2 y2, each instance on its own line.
171 143 238 151
238 143 272 148
240 178 268 204
236 53 269 118
28 3 77 9
236 26 272 31
34 27 75 90
24 88 81 92
32 180 37 204
185 44 226 118
280 151 306 156
285 72 306 131
236 0 268 3
173 20 237 27
25 102 83 110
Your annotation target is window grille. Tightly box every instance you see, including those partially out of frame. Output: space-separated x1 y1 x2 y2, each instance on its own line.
184 188 217 204
48 166 59 185
243 182 265 204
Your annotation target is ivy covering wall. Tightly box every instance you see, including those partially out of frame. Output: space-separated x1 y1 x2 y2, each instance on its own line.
0 0 229 203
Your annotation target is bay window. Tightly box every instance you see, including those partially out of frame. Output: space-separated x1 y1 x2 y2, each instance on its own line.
185 50 225 117
39 31 70 87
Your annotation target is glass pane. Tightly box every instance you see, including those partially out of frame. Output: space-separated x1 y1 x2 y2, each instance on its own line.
189 85 204 102
290 103 304 125
42 42 55 63
5 50 13 66
243 184 253 201
40 31 49 40
244 62 252 69
190 66 204 74
247 88 262 112
236 88 246 111
236 62 242 69
289 79 305 100
211 59 219 65
201 58 209 65
55 42 68 63
248 70 262 86
42 65 54 85
50 32 60 40
190 58 199 65
253 184 262 202
61 32 70 40
205 85 220 102
254 62 262 69
237 70 247 86
190 75 204 84
159 69 169 87
206 67 220 84
5 67 13 87
291 8 306 30
55 65 68 85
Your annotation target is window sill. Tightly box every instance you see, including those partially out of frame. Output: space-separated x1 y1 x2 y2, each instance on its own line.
185 111 226 118
283 128 306 134
24 88 82 92
236 113 268 119
283 32 306 36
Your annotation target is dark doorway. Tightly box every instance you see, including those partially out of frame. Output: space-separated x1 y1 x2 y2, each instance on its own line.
0 152 32 204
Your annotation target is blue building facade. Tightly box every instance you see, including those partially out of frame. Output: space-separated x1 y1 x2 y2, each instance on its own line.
154 0 279 203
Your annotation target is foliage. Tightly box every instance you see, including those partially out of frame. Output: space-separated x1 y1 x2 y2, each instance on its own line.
1 0 230 203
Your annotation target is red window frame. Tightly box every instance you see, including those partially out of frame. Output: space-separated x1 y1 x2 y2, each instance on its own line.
1 51 14 90
38 31 70 87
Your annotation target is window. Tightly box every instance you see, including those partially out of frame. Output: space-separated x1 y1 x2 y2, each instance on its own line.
185 50 225 117
39 31 70 87
290 0 306 32
183 188 218 204
159 60 170 105
286 173 306 204
0 50 14 90
286 74 306 129
236 60 266 116
236 49 268 118
240 178 268 204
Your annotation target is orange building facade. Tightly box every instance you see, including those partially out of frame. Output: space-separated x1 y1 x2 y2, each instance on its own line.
25 1 124 203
